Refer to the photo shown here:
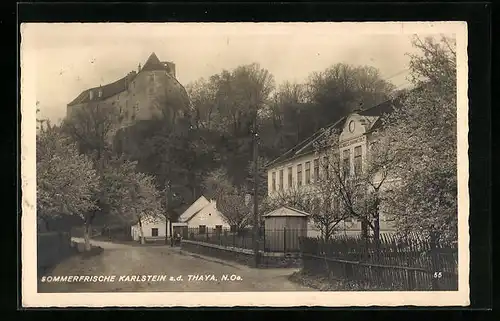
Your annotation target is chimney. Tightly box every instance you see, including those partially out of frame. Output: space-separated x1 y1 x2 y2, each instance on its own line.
138 63 141 73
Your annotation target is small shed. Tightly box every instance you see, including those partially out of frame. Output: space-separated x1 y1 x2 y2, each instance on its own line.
262 206 310 252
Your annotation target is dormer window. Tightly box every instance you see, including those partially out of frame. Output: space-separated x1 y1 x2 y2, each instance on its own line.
98 90 103 98
89 90 94 100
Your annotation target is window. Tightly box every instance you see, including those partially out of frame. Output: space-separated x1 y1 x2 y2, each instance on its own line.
297 164 303 186
342 149 351 177
313 158 319 181
287 167 293 189
98 90 103 98
198 225 206 234
215 225 222 233
354 146 363 176
89 90 94 100
151 228 158 237
279 169 284 190
271 172 276 191
305 161 311 185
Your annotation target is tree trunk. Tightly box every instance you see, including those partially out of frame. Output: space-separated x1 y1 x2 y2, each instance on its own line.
373 196 381 256
361 219 369 238
169 217 173 240
83 221 92 252
373 215 380 245
138 218 145 245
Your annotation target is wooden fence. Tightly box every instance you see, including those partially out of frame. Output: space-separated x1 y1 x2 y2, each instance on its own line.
300 233 458 291
184 227 306 253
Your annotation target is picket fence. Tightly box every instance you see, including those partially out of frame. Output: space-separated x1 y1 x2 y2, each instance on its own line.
300 233 458 291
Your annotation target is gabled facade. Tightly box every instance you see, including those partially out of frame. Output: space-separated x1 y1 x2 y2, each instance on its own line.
178 196 231 233
265 99 400 237
178 195 210 223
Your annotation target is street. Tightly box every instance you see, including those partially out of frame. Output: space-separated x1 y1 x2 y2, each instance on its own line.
38 238 313 292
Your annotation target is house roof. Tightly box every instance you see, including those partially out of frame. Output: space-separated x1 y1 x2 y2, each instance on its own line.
67 52 172 107
181 200 229 223
263 205 310 217
178 195 210 222
265 98 400 169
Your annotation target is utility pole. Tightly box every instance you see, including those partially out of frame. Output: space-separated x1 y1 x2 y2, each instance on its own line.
252 111 260 268
165 180 172 245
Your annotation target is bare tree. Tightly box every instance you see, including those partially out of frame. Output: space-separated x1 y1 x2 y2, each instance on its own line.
312 127 397 248
203 168 253 233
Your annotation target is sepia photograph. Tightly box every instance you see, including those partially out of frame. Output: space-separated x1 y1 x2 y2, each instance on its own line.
21 22 469 307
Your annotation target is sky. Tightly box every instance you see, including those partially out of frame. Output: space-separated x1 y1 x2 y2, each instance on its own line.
21 22 444 124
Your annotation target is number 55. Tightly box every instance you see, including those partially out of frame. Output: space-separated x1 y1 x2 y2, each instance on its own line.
433 272 442 279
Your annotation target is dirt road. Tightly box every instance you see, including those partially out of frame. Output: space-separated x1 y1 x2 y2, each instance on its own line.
38 239 312 292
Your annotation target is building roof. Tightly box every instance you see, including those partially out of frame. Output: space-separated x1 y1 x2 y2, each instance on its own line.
178 195 210 222
140 52 168 72
67 71 137 106
67 52 172 107
263 205 310 217
264 116 347 169
265 98 399 169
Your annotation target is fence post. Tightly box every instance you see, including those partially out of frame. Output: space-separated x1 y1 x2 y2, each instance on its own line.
263 227 266 252
407 269 416 290
430 233 440 291
283 227 287 253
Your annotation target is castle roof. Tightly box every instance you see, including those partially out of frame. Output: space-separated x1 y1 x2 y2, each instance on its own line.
67 52 170 107
67 71 137 106
140 52 168 72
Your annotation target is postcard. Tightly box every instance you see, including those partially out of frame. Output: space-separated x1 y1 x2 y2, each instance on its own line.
21 21 469 307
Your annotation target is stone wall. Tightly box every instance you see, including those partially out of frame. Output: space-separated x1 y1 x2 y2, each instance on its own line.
181 240 302 269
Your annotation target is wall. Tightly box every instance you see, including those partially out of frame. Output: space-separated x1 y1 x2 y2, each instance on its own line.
131 218 169 241
181 240 302 268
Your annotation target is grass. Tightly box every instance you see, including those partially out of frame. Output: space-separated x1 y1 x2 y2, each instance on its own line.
288 270 406 291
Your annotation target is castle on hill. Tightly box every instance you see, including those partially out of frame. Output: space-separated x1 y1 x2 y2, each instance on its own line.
66 52 190 134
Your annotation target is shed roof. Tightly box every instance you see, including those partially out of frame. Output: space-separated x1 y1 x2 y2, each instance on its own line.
263 205 310 217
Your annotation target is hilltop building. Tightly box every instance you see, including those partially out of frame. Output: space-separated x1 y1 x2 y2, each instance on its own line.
66 52 190 137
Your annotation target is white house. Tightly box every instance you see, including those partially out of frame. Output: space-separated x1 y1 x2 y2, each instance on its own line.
177 196 231 234
131 215 167 242
264 99 400 237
